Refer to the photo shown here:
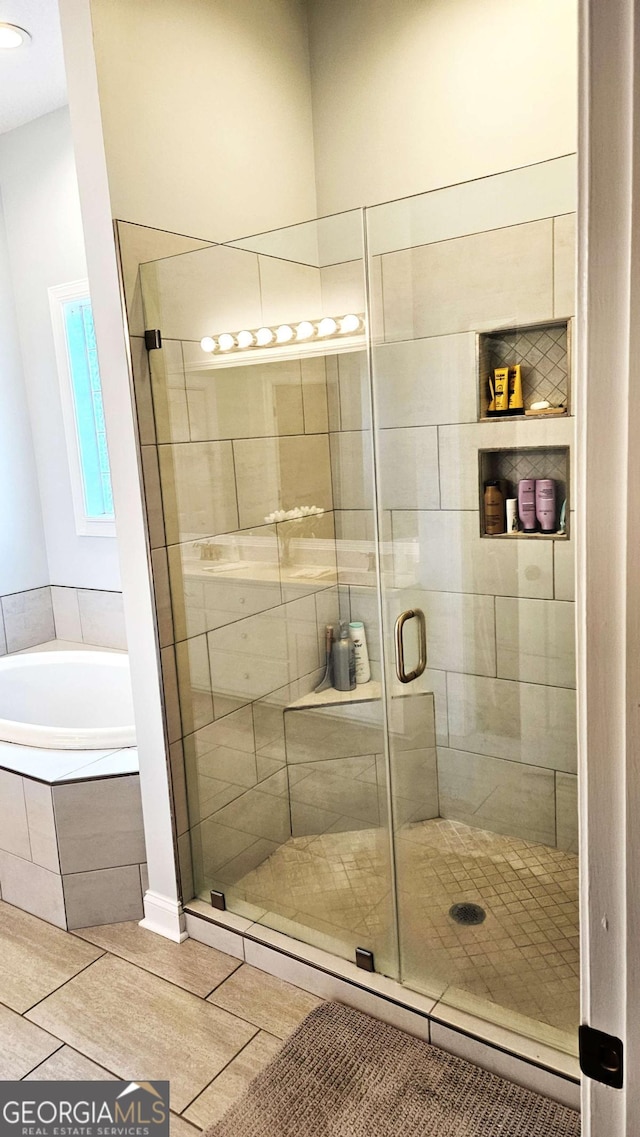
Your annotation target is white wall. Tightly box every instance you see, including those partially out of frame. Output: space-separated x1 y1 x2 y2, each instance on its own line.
307 0 578 215
0 196 48 596
0 106 121 590
89 0 318 241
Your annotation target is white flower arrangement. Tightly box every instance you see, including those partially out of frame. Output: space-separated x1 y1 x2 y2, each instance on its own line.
264 505 325 524
263 506 326 566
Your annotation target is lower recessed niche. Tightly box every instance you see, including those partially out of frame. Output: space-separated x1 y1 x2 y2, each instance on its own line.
479 446 569 539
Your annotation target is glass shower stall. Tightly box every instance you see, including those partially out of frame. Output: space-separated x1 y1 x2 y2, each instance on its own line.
134 155 578 1057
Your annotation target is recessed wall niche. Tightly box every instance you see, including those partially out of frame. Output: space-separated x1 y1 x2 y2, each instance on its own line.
477 319 571 421
479 446 570 539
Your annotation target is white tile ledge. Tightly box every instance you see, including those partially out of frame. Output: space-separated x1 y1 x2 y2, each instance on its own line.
429 999 580 1082
0 740 139 784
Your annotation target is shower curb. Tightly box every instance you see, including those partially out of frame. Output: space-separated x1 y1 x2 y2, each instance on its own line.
183 901 580 1112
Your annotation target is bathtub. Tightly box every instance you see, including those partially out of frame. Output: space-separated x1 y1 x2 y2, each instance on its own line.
0 650 136 750
0 648 145 931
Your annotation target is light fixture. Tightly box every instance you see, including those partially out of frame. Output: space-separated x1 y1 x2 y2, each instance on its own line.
317 317 338 337
0 23 30 49
199 313 364 356
340 314 360 334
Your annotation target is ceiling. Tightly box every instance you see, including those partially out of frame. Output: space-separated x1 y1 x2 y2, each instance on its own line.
0 0 67 135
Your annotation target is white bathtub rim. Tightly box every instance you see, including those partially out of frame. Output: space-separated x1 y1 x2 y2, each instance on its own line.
0 738 139 784
0 650 136 750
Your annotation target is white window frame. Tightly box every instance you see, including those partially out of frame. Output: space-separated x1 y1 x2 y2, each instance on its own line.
49 278 116 537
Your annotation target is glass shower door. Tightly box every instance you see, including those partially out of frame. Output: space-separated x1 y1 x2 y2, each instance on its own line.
135 155 579 1057
367 157 579 1053
138 210 401 977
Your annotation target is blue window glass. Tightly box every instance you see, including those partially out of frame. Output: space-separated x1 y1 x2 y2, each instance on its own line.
62 298 114 520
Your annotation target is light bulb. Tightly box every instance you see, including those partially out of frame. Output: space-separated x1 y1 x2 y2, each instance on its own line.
276 324 294 343
218 333 235 351
236 330 254 349
318 317 338 337
256 327 274 346
340 314 361 334
0 24 29 49
200 336 216 353
295 321 315 341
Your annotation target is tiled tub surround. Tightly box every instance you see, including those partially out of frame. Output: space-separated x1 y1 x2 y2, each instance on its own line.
0 748 145 930
0 586 126 654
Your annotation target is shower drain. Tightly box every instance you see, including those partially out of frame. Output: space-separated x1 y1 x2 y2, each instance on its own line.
449 902 486 926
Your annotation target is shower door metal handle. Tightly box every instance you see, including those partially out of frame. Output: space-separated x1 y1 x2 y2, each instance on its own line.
394 609 427 684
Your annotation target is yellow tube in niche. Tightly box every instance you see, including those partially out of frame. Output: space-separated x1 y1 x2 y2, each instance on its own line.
487 374 496 414
508 364 524 413
493 367 509 413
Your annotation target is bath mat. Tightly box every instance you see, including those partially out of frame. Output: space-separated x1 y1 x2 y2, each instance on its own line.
206 1001 580 1137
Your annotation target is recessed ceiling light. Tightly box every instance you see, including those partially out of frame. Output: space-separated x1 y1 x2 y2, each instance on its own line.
0 23 31 50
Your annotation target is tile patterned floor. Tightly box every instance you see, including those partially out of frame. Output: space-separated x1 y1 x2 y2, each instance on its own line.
231 818 579 1041
0 900 320 1133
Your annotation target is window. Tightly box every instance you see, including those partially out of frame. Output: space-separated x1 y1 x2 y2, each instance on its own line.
49 280 115 536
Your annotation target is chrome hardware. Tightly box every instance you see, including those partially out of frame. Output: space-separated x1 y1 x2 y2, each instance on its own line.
394 608 427 684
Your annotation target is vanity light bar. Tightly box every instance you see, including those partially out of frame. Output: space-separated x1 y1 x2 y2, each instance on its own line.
200 313 364 355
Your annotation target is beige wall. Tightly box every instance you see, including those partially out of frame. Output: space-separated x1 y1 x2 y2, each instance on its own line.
87 0 577 236
307 0 578 215
89 0 318 240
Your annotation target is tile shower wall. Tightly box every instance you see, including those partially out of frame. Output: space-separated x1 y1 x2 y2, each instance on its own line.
372 212 577 852
326 214 577 852
125 233 344 897
0 586 126 654
124 226 437 905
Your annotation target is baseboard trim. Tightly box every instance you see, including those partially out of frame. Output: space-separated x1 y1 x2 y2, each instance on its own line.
140 889 187 942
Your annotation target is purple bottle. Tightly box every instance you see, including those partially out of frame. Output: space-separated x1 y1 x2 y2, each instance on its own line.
536 479 556 532
518 479 537 532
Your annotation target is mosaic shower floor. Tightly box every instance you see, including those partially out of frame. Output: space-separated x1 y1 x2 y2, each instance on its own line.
230 818 579 1043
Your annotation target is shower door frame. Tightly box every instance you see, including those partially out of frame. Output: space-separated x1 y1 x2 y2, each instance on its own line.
577 0 640 1131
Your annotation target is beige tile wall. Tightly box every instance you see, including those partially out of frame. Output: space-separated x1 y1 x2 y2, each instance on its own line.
0 770 146 929
329 213 577 850
0 586 126 654
0 588 54 654
369 210 578 849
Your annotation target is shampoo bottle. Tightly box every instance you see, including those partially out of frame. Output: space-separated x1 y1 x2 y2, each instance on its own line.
332 623 356 692
349 621 371 684
518 479 537 532
535 479 556 532
484 480 505 534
